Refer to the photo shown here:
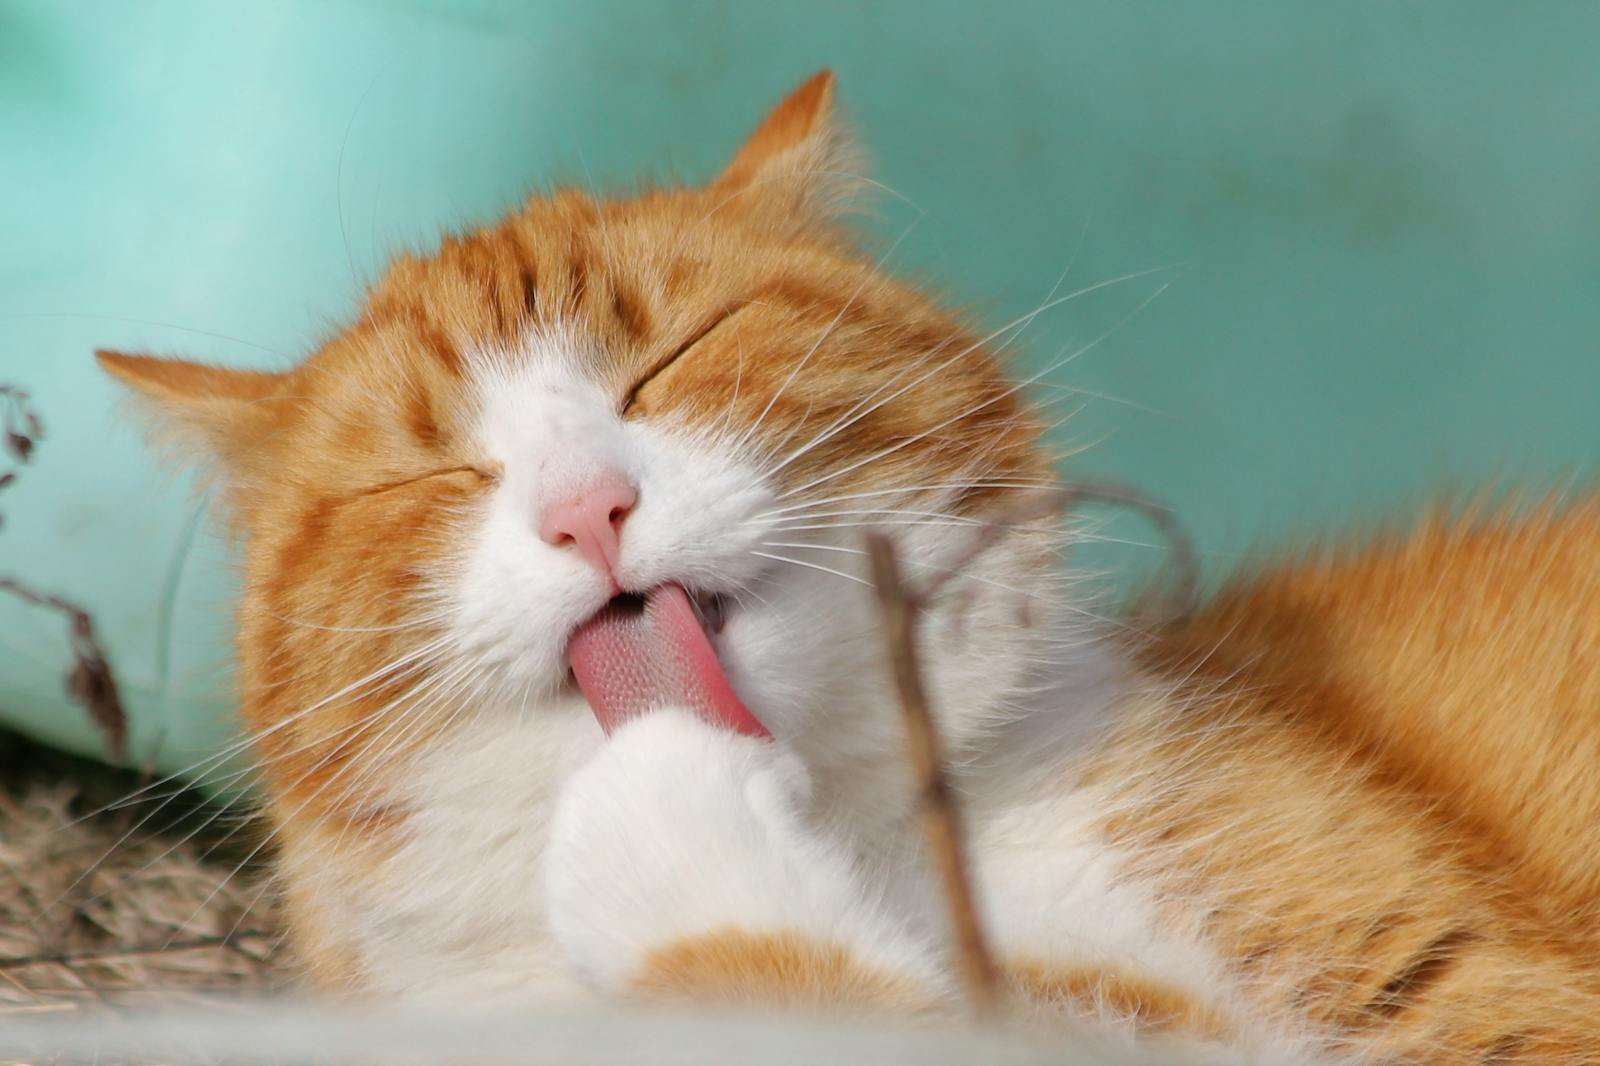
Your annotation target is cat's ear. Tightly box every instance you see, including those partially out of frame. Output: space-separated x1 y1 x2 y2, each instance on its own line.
97 350 287 479
710 70 863 222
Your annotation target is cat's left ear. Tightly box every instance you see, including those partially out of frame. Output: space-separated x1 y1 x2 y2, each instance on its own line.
709 70 864 223
96 350 288 483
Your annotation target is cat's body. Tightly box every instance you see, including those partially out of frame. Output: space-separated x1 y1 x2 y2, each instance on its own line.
102 74 1600 1063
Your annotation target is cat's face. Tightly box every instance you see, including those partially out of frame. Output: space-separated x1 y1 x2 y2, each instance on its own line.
101 72 1059 811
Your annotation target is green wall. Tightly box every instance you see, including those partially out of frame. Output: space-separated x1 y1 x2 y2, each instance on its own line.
3 0 1597 778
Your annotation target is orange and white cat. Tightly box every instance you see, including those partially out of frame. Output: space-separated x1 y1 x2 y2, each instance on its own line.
101 73 1600 1063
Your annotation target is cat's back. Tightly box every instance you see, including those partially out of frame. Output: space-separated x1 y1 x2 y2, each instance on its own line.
1098 501 1600 1059
1154 499 1600 922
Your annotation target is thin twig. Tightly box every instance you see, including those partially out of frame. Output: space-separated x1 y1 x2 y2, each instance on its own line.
864 478 1196 1016
1057 478 1199 622
910 480 1197 622
0 384 44 482
915 486 1073 604
0 579 127 761
865 535 1000 1016
0 932 271 972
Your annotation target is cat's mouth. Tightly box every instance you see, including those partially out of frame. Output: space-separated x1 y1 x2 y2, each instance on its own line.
687 588 731 635
565 583 766 738
579 586 730 639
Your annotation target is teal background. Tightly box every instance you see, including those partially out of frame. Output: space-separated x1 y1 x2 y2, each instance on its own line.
2 1 1597 779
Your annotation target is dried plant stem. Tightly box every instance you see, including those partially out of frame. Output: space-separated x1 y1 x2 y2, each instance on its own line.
1057 478 1199 621
0 932 270 973
0 577 127 761
863 479 1195 1016
865 534 999 1016
0 383 128 760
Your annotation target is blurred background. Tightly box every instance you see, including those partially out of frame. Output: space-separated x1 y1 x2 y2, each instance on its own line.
3 0 1598 778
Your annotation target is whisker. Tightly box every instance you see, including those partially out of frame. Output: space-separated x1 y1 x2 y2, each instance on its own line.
766 506 989 525
765 518 993 536
760 540 1035 598
756 478 1064 521
261 607 460 635
749 550 871 588
337 72 386 289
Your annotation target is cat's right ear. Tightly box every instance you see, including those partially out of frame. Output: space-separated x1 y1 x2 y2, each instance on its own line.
96 351 286 480
709 70 865 224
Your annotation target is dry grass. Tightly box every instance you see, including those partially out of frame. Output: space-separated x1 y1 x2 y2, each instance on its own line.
0 729 286 1020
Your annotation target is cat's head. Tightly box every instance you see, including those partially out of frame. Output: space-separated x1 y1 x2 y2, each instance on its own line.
100 72 1067 814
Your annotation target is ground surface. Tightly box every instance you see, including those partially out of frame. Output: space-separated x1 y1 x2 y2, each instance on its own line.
0 730 283 1021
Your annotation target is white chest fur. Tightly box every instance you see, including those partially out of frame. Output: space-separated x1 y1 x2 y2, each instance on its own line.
336 691 1227 1016
348 697 605 1005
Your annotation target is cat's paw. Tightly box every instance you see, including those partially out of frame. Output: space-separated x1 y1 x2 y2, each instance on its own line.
542 708 932 992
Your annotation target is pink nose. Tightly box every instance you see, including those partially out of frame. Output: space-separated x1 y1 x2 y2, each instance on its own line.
539 476 638 577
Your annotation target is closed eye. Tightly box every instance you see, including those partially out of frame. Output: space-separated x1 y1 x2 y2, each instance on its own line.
622 301 747 413
355 465 497 498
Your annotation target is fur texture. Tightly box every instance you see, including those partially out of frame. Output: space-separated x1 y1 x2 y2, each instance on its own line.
101 72 1600 1063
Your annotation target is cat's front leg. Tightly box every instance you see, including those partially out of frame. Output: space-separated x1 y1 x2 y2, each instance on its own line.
542 708 945 1010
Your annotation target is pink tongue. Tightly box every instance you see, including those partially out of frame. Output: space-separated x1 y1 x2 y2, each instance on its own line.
568 583 769 738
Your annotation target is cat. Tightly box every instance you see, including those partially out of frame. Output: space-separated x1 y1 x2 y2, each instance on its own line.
100 71 1600 1063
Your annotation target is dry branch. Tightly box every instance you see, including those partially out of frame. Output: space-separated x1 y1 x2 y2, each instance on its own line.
0 932 271 972
1057 477 1199 622
865 479 1197 1016
866 534 1000 1016
0 384 44 491
0 384 128 760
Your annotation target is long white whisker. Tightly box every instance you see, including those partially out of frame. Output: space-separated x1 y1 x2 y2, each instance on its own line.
760 540 1035 597
711 321 747 438
748 550 871 588
765 517 992 535
755 479 1064 521
261 607 460 635
768 506 988 525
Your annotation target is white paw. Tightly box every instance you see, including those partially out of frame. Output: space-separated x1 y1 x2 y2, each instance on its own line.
542 709 935 991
